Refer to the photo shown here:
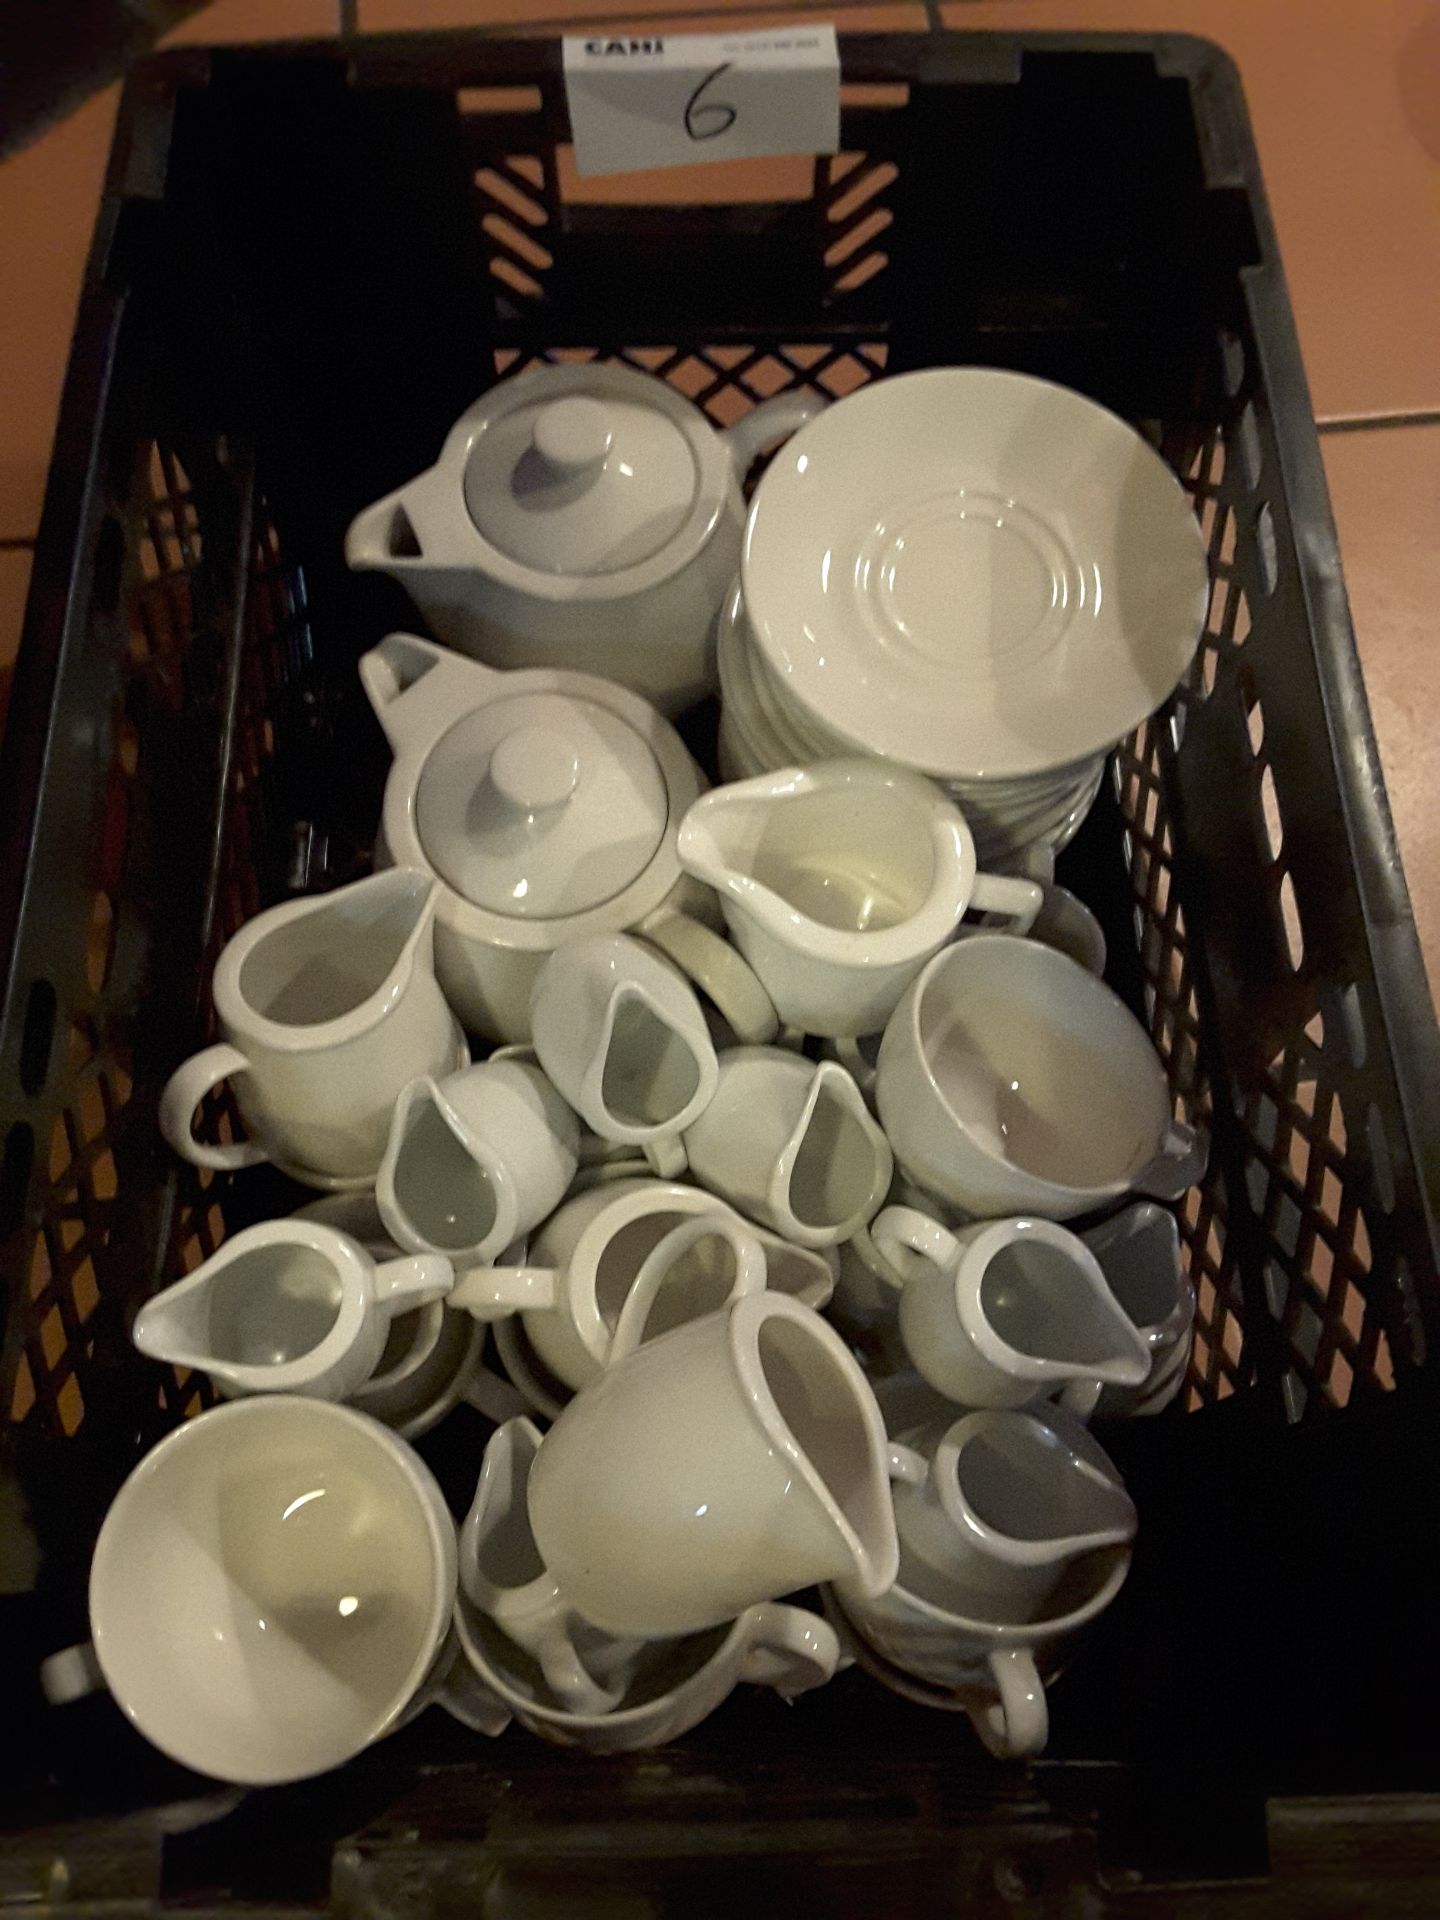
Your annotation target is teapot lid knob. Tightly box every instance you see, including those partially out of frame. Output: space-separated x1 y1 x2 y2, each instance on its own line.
532 396 614 477
488 725 581 817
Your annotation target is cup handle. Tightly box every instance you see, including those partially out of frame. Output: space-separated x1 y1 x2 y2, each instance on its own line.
967 871 1045 936
971 1648 1048 1760
638 914 779 1046
721 392 826 477
373 1255 455 1313
1133 1121 1208 1201
158 1043 269 1172
736 1603 841 1698
41 1641 104 1706
644 1134 688 1179
449 1264 559 1321
870 1204 961 1286
886 1441 929 1487
608 1213 768 1366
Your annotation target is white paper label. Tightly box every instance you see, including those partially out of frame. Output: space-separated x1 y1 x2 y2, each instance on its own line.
562 27 840 179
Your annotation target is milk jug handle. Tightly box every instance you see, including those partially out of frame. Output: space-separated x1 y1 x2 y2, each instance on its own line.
159 1043 269 1173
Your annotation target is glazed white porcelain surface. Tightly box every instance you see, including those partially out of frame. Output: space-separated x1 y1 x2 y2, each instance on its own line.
876 935 1206 1218
1081 1203 1194 1355
870 1205 1150 1409
132 1220 453 1404
158 868 465 1188
1025 883 1107 976
460 1418 641 1713
291 1195 527 1437
715 582 1107 867
454 1595 837 1752
362 634 761 1042
449 1176 831 1393
682 1047 893 1249
678 761 1041 1037
741 367 1208 780
834 1398 1130 1759
84 1398 457 1785
1080 1203 1196 1418
887 1408 1136 1623
530 932 719 1175
347 363 820 714
492 1311 571 1422
606 1211 772 1364
377 1057 579 1263
829 1535 1130 1760
528 1292 898 1636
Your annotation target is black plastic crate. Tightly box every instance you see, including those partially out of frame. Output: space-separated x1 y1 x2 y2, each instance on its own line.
3 29 1440 1913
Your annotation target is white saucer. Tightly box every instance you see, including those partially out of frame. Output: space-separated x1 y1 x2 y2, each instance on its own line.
742 368 1208 780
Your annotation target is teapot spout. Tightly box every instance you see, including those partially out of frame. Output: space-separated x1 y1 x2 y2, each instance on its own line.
346 485 426 574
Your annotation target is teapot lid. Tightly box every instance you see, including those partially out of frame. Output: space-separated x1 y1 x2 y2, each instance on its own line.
414 692 669 918
462 383 699 577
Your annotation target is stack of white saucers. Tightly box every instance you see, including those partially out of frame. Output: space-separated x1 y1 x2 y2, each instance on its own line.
717 586 1105 867
720 367 1208 867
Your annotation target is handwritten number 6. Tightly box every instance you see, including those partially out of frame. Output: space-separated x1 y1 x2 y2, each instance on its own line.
685 62 737 141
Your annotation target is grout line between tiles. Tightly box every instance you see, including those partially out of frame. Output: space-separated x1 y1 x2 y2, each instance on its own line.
1318 411 1440 436
362 0 924 32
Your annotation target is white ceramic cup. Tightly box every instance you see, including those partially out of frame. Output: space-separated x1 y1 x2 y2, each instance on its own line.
527 1291 898 1638
869 1206 1151 1410
51 1398 457 1785
453 1596 837 1753
377 1057 579 1263
460 1418 643 1715
530 932 718 1176
131 1220 453 1404
886 1409 1136 1624
830 1542 1131 1760
682 1047 893 1249
876 935 1206 1219
677 760 1042 1038
159 868 466 1189
449 1176 834 1394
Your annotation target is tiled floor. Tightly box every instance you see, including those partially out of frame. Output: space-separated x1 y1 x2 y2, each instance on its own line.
0 0 1436 990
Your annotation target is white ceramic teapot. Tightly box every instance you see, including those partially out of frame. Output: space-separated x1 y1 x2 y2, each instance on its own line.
346 364 821 715
362 632 770 1043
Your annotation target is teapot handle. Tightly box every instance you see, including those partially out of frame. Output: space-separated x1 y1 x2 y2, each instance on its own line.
360 632 500 756
721 393 826 481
